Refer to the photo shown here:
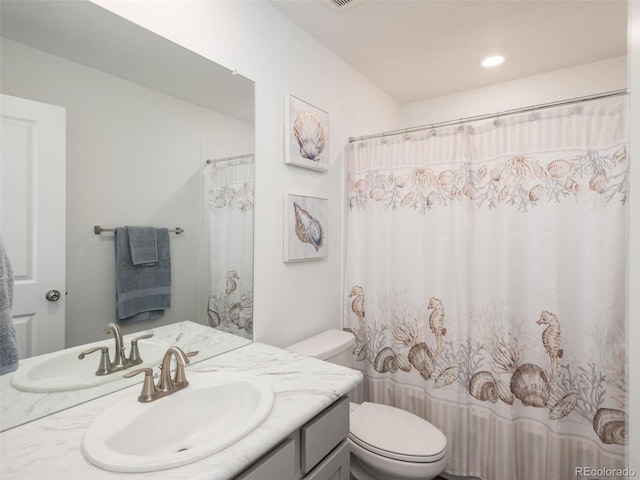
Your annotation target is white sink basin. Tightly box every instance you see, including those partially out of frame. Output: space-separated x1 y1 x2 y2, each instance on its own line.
11 339 169 393
81 372 274 473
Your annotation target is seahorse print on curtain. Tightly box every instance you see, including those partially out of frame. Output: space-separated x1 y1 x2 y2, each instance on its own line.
343 99 628 480
204 157 254 338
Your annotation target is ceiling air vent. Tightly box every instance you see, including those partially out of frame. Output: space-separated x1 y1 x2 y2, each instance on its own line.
328 0 363 10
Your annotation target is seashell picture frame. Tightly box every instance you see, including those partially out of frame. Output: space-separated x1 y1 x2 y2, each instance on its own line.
284 193 328 262
285 95 329 171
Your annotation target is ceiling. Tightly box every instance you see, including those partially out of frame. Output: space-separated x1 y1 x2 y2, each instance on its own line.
270 0 628 105
0 1 255 123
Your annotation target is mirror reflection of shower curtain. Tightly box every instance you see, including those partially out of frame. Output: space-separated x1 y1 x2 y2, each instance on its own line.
204 157 254 338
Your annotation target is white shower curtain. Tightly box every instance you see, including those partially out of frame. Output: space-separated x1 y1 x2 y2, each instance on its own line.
204 157 254 338
344 99 628 480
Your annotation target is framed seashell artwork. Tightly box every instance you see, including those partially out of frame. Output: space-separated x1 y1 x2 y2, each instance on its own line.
285 95 329 171
284 193 328 262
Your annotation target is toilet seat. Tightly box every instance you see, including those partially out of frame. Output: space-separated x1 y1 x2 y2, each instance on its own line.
349 402 447 463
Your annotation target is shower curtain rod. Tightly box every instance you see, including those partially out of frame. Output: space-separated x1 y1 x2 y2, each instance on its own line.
349 88 629 143
206 153 254 164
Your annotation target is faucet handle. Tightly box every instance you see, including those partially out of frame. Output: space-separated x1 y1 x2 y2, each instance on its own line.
78 346 111 376
124 367 157 403
174 350 199 385
128 333 154 366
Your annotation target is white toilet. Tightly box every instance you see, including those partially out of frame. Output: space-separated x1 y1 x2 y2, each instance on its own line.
287 329 448 480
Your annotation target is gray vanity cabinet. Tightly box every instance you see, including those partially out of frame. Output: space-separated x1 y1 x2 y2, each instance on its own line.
234 437 297 480
235 396 350 480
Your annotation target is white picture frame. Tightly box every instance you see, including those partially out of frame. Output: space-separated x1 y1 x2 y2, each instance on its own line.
284 194 328 262
285 95 329 172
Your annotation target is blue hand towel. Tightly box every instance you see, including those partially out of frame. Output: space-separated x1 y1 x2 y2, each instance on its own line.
127 226 158 265
0 237 19 375
115 227 171 322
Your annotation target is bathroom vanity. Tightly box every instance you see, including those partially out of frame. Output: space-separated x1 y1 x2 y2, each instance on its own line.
236 396 350 480
0 341 362 479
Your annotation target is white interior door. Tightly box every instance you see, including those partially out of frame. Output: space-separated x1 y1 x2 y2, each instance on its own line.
0 94 66 357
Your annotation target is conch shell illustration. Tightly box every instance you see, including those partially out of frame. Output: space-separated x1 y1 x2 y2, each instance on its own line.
593 408 627 445
536 310 563 383
293 112 326 162
469 371 498 403
549 391 577 420
293 202 324 251
408 342 435 380
433 365 459 389
510 363 550 408
374 347 399 374
427 297 446 357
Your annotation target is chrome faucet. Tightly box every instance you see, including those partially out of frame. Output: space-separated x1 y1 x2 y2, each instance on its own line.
78 323 155 376
124 347 199 402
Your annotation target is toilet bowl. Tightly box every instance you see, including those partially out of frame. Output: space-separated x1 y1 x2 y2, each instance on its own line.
287 330 448 480
349 402 447 480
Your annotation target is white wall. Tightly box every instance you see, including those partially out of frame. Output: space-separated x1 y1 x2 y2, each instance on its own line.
627 0 639 474
1 38 254 347
399 56 627 127
92 0 399 348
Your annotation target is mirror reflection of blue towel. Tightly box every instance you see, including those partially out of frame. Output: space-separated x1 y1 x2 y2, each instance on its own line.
115 227 171 322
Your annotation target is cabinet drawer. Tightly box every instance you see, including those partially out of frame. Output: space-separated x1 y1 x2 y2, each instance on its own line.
300 396 349 474
234 437 296 480
303 440 350 480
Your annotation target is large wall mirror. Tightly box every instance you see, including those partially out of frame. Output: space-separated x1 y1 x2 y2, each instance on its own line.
0 0 254 430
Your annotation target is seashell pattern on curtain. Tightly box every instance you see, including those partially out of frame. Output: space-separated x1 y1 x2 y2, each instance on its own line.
343 99 628 480
204 158 254 338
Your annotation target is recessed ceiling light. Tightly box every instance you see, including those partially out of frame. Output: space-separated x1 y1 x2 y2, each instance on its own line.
481 55 505 68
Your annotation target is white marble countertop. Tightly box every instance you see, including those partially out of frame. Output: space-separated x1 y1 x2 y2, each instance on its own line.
0 321 251 430
0 342 362 480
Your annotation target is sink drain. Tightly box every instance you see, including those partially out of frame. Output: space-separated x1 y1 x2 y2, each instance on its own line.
177 448 189 453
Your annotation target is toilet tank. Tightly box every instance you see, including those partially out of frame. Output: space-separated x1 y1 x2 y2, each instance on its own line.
286 329 355 367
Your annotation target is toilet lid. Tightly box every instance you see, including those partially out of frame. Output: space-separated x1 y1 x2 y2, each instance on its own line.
349 402 447 463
